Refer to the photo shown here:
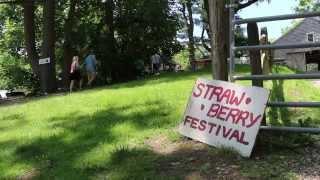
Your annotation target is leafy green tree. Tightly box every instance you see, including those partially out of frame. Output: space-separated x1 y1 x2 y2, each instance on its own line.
295 0 320 12
0 0 181 91
0 4 24 57
179 0 196 70
0 52 36 91
101 0 179 82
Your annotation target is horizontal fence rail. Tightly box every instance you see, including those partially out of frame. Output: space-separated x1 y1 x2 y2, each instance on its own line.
234 42 320 51
233 73 320 80
273 58 285 62
267 102 320 108
229 2 320 135
260 126 320 134
235 12 320 24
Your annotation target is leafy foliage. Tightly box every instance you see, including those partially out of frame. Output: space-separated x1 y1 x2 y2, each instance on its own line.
0 4 24 57
0 0 181 89
111 0 180 81
173 49 190 69
0 53 38 91
295 0 320 12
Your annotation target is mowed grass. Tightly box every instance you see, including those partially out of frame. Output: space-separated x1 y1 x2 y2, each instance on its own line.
0 65 320 179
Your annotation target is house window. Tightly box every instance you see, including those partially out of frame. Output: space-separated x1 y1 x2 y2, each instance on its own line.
307 33 314 42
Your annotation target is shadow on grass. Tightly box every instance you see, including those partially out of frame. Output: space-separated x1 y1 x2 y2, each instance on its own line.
84 138 319 179
0 92 70 108
0 114 23 121
0 114 27 132
266 65 320 126
267 66 291 126
13 100 175 179
12 134 320 179
268 79 291 126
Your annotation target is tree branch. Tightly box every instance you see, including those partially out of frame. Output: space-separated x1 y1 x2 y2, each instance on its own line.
181 3 190 26
236 0 258 12
0 0 23 4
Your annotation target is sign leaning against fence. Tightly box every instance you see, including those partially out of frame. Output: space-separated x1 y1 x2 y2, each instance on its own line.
179 78 270 157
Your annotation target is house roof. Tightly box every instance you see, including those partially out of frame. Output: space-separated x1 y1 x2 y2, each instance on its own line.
272 19 304 44
273 17 320 53
273 17 320 44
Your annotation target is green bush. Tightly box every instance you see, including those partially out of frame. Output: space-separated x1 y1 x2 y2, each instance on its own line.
173 49 190 70
173 48 210 70
0 53 38 92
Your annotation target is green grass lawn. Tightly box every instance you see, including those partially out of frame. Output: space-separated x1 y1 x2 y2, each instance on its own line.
1 65 320 179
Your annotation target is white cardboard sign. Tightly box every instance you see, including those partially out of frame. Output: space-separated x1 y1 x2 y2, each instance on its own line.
39 57 50 65
178 78 270 157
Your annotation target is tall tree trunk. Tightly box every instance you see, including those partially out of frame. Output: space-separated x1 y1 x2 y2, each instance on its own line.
105 0 115 42
105 0 116 53
208 0 229 81
40 0 56 93
185 0 195 70
247 22 263 87
247 22 266 131
23 0 39 77
104 0 116 82
62 0 77 88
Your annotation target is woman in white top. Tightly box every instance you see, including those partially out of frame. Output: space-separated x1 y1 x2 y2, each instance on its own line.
69 56 83 92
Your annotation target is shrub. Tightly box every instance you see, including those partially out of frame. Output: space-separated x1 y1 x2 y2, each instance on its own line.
0 53 38 92
173 49 190 70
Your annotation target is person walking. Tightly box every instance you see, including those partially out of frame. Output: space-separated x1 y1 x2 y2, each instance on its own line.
260 30 272 74
151 52 161 75
69 56 82 92
84 51 98 87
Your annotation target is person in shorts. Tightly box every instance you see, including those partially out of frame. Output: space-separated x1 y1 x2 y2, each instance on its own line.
69 56 82 92
84 52 98 87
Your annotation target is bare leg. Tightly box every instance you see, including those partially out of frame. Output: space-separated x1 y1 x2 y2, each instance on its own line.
87 73 91 86
91 73 96 84
79 79 83 90
151 64 154 74
70 80 75 92
87 73 96 86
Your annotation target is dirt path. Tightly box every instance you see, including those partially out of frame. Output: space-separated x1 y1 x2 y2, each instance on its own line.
0 92 68 107
146 135 245 179
145 134 320 180
0 96 25 106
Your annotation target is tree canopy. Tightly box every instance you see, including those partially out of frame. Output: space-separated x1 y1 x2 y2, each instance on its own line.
296 0 320 12
0 0 181 92
0 0 276 92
